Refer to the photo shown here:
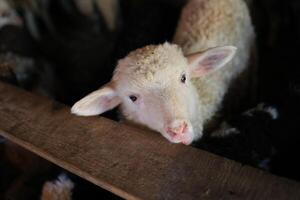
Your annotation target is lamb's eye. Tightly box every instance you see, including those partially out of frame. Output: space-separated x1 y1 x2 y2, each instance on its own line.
181 74 186 83
129 95 137 102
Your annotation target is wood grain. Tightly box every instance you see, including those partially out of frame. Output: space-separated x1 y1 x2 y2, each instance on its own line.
0 81 300 200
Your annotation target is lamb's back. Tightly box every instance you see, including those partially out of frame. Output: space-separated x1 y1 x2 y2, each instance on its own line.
173 0 255 124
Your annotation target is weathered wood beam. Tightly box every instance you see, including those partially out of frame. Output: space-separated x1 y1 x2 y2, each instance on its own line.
0 81 300 200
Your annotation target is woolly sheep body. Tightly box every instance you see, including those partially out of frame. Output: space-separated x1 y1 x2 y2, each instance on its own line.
174 0 255 125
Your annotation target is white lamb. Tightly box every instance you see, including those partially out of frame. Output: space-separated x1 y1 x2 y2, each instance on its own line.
71 0 255 145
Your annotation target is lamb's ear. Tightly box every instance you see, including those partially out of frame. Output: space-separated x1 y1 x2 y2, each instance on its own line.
71 83 121 116
187 46 237 77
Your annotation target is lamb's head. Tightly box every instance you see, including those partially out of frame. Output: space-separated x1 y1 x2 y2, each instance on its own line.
0 0 22 29
71 42 236 145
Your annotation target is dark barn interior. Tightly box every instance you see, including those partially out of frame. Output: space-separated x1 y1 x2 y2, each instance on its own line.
0 0 300 199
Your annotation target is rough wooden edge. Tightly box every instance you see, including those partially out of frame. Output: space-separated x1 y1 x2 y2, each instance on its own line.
1 81 300 200
0 128 134 199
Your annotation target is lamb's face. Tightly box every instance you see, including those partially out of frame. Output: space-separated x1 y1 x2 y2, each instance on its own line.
0 1 22 29
71 43 236 145
113 44 199 144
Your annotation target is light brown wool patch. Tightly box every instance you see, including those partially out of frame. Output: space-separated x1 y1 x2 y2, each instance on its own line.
115 43 185 81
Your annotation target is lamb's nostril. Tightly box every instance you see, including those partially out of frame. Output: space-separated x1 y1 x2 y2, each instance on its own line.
181 122 188 133
166 121 188 137
166 129 177 137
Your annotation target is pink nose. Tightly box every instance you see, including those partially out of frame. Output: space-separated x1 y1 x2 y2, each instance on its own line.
166 121 188 137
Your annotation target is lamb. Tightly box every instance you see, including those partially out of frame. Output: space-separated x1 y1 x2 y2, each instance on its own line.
71 0 255 145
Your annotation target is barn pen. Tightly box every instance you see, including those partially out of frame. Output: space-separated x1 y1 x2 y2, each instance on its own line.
1 0 300 199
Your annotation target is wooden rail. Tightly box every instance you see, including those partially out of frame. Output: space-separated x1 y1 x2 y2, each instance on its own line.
0 81 300 200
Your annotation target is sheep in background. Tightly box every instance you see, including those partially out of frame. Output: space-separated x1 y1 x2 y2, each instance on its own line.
7 0 55 40
0 0 22 29
73 0 120 31
0 52 34 84
195 103 278 170
0 12 57 98
0 2 33 85
71 0 255 145
0 16 58 98
41 174 74 200
1 140 54 200
5 0 121 40
0 52 58 97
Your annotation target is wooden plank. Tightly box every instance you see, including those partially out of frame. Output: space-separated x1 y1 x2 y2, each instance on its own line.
0 81 300 200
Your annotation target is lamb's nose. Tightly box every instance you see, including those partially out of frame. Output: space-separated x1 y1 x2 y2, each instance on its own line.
166 120 188 137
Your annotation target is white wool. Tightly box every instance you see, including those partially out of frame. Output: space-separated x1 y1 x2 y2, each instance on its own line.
243 103 279 120
174 0 255 124
41 174 74 200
